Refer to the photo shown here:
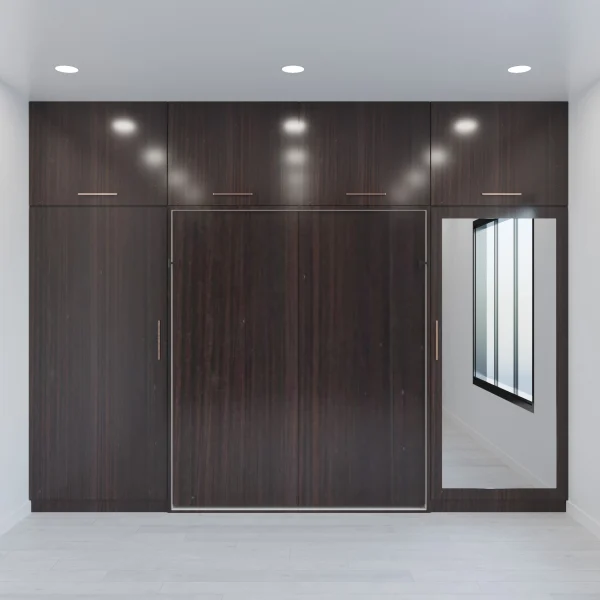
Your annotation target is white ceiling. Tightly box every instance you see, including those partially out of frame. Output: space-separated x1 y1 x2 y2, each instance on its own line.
1 0 600 101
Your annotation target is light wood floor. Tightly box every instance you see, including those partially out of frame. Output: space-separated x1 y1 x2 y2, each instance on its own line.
0 512 599 598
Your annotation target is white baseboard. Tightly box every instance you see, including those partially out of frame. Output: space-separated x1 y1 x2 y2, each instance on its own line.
0 500 31 536
443 408 551 488
567 501 600 539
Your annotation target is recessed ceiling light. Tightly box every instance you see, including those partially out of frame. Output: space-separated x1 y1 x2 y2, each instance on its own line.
508 65 531 74
282 65 304 74
453 118 479 135
111 118 137 135
55 65 78 74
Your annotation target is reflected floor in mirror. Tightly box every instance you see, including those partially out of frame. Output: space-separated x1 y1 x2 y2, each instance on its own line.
443 414 536 489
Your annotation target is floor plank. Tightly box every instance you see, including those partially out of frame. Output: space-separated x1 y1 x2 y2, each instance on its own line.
0 513 597 598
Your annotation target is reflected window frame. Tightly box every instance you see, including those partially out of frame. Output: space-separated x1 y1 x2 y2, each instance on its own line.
472 218 535 412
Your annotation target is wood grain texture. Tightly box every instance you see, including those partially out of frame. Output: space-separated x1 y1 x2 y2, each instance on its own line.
172 210 298 507
299 211 427 507
168 103 300 205
429 206 568 512
300 103 430 206
431 102 568 206
31 500 167 512
30 103 167 206
30 207 168 510
391 211 427 507
430 497 565 512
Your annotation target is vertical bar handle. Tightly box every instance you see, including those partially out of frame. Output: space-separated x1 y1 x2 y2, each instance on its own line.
157 320 161 361
435 320 439 361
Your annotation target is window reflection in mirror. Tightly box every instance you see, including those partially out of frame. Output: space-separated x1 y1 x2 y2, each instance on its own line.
442 218 556 490
473 219 533 405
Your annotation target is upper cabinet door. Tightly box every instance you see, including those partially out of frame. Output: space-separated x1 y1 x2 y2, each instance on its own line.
168 102 300 205
30 103 167 206
431 102 568 206
299 102 430 206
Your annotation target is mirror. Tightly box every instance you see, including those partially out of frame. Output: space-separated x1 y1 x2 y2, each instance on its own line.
442 218 557 489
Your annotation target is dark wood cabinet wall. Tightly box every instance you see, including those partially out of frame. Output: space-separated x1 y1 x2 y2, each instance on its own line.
30 207 168 511
298 103 430 206
30 101 568 208
29 101 568 512
168 103 298 205
168 102 431 206
30 103 167 206
431 102 568 206
298 211 426 508
172 210 300 508
170 209 427 509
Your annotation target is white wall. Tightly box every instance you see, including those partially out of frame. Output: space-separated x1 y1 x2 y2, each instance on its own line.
442 218 557 488
569 80 600 534
0 78 29 533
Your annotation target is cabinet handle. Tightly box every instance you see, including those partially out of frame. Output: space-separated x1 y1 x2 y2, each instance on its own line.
157 320 161 361
435 320 439 362
346 192 387 196
481 192 522 196
77 192 118 196
212 192 254 196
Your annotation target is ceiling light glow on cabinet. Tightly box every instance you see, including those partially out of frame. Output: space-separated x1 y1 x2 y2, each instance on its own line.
282 65 304 74
406 169 427 188
142 146 166 167
185 186 202 202
170 169 188 187
284 148 307 165
430 147 449 166
111 118 138 135
282 118 307 135
508 65 531 74
453 117 479 135
55 65 78 74
423 146 448 166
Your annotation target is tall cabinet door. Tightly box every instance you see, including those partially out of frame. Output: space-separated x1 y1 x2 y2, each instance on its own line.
172 210 298 508
298 210 427 508
30 207 168 510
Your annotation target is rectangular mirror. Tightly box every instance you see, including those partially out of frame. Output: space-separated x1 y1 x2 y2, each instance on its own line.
441 218 556 489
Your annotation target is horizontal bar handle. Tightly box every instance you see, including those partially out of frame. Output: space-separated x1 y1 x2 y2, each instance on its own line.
77 192 118 196
481 192 523 196
212 192 254 196
346 192 387 196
